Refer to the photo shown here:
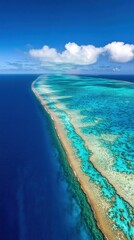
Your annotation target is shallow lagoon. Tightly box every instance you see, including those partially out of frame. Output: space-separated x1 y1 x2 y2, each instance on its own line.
34 74 134 239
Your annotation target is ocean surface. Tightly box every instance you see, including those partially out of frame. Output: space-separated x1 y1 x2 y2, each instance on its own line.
34 74 134 239
0 74 92 240
0 74 133 240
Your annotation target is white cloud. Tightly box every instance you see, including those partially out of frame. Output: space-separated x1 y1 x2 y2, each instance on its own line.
29 42 102 65
62 43 103 65
104 42 134 63
29 41 134 66
112 67 121 72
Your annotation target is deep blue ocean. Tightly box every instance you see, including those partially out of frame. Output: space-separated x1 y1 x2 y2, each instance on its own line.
0 74 92 240
0 74 133 240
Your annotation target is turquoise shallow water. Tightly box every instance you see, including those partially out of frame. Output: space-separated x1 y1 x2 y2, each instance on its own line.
36 75 134 174
34 74 134 239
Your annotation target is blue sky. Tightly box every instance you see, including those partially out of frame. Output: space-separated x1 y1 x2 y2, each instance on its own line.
0 0 134 74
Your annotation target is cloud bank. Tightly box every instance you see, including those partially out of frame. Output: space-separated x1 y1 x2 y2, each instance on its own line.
104 42 134 63
29 41 134 66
